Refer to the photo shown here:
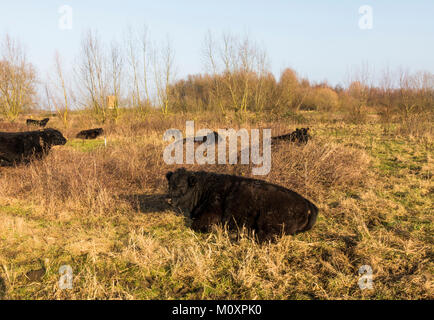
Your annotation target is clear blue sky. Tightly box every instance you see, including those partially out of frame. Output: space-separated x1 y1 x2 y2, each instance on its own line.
0 0 433 85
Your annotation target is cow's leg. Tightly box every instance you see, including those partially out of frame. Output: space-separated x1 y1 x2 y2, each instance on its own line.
191 200 222 233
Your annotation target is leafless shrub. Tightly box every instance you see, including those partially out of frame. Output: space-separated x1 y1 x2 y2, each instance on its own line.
0 34 37 120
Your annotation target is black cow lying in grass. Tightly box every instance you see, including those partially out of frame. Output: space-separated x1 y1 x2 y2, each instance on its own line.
76 128 104 140
26 118 50 128
272 127 310 145
180 131 223 145
166 168 318 242
0 128 67 167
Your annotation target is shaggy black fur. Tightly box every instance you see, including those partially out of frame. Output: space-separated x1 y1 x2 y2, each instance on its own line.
76 128 104 139
0 128 67 167
271 127 311 145
166 168 318 241
26 118 50 128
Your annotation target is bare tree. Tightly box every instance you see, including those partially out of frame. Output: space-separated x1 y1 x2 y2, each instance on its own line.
378 66 396 125
0 34 37 120
397 68 420 120
125 26 143 112
220 33 240 111
252 46 270 112
141 25 151 106
45 51 71 127
203 32 270 113
277 68 302 111
344 62 372 123
76 30 109 122
153 37 175 115
203 31 225 114
396 68 434 136
109 39 123 120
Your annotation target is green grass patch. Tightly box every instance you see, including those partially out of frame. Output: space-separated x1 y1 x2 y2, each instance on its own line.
0 204 31 217
66 139 106 152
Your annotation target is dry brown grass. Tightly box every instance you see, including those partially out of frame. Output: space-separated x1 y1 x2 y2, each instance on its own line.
0 110 432 299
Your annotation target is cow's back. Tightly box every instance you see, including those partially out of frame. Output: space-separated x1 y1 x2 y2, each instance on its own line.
198 172 318 239
0 131 46 166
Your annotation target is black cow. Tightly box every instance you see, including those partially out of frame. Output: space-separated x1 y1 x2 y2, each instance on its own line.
166 168 319 242
26 118 50 128
272 127 310 145
0 128 67 167
76 128 104 140
180 131 223 145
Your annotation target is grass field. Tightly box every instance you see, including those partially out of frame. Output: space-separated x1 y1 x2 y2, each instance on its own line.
0 110 432 299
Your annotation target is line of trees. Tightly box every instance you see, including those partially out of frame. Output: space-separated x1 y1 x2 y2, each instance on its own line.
44 27 176 124
0 30 432 126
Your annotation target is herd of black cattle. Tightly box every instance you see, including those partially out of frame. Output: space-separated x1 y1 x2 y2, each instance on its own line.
0 117 317 241
1 118 103 166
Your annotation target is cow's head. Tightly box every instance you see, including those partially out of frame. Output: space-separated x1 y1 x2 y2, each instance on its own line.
41 128 67 147
166 168 199 214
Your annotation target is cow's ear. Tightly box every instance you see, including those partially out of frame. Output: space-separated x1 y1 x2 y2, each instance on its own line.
166 171 173 181
188 175 197 187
